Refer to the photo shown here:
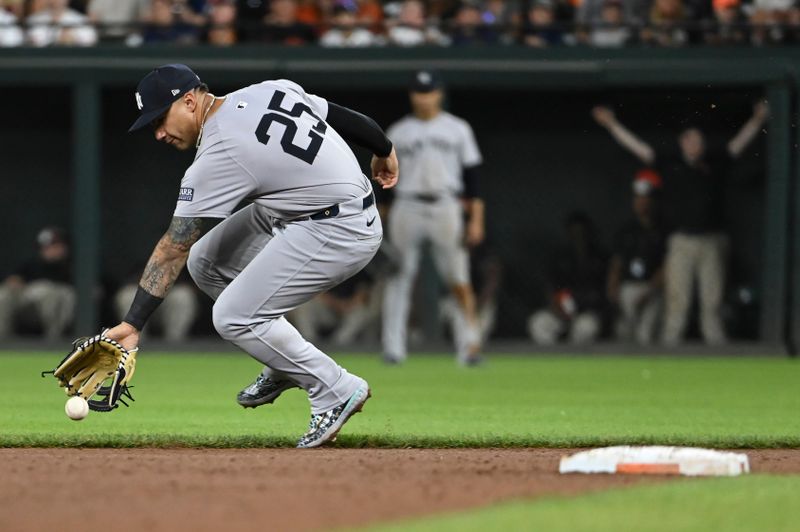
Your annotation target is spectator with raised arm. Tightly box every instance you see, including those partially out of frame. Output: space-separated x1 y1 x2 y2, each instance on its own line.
592 101 769 345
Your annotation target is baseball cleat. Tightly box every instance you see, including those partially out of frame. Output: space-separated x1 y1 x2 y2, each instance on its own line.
296 382 371 448
236 374 299 408
381 353 404 365
461 354 485 367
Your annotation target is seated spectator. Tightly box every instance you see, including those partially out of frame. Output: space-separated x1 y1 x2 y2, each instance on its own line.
142 0 205 44
0 227 75 339
320 1 381 46
449 0 500 45
640 0 691 47
2 0 23 18
205 0 238 45
587 0 634 46
483 0 522 44
236 0 268 41
386 0 449 46
114 269 199 342
520 0 564 47
26 0 98 47
607 170 667 345
355 0 384 32
528 212 608 345
577 0 648 26
259 0 316 45
287 270 382 346
704 0 748 45
750 0 795 44
87 0 148 44
295 0 322 27
0 3 23 46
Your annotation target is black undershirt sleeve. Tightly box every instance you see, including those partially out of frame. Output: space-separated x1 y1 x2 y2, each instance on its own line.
462 165 481 199
326 102 393 157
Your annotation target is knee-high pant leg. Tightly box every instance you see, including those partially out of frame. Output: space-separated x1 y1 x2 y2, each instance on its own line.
382 200 424 360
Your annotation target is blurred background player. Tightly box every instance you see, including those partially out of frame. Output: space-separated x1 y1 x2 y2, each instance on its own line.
0 227 75 339
607 169 668 345
528 212 608 345
381 69 485 365
592 102 769 345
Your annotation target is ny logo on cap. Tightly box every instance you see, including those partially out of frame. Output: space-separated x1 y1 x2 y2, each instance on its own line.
417 71 432 85
135 92 143 111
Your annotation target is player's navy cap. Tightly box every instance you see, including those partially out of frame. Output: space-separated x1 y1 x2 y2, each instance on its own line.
409 70 444 93
129 64 202 132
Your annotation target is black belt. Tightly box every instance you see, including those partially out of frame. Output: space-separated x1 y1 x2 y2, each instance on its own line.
308 192 375 221
401 193 452 203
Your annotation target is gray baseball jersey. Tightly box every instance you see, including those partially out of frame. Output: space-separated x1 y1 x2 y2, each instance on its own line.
387 111 482 196
382 110 482 362
178 79 382 416
174 79 372 220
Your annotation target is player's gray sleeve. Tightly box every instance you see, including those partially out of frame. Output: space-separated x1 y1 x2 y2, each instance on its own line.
460 121 483 168
173 144 257 219
269 79 329 120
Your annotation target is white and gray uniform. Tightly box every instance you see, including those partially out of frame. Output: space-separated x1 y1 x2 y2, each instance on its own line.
181 80 382 414
382 111 482 360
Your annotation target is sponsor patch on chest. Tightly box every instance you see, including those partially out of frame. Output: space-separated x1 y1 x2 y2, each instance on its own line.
178 187 194 201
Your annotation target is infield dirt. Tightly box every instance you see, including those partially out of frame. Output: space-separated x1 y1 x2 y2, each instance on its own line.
1 448 798 531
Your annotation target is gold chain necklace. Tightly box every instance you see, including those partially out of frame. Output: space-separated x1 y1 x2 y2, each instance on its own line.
196 94 217 149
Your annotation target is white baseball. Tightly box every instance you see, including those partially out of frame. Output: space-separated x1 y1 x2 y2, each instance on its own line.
65 396 89 421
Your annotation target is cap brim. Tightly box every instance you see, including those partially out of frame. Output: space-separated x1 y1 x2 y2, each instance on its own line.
128 103 172 132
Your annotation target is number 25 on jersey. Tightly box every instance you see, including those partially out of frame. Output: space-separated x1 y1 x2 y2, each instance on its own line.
254 90 326 165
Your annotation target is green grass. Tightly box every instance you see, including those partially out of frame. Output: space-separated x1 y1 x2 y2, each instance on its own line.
366 475 800 532
1 352 798 447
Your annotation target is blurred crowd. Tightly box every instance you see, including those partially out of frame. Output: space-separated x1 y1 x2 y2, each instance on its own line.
1 0 800 48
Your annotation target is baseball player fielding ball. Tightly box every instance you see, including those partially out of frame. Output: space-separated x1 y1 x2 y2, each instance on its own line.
93 64 397 448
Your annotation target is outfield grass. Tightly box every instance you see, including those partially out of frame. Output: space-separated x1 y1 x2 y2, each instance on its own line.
368 475 800 532
1 352 798 447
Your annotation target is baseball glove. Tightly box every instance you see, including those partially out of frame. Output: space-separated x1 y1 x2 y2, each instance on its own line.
44 331 137 412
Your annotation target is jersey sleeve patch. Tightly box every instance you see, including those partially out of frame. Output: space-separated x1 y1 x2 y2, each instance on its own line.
178 187 194 201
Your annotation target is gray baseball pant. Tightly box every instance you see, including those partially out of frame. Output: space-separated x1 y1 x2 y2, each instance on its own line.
187 200 382 414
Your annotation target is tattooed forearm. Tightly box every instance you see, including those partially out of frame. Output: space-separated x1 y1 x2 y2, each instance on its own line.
166 216 205 252
138 217 210 298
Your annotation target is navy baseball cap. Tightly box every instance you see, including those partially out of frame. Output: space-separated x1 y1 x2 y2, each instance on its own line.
409 70 444 93
129 64 202 132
